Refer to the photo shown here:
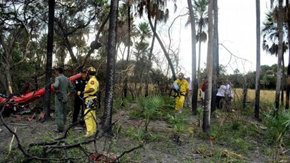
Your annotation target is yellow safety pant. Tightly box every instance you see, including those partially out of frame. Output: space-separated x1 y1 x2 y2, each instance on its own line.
84 97 97 136
175 95 185 111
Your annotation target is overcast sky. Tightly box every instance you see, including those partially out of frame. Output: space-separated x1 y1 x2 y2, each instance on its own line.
154 0 285 77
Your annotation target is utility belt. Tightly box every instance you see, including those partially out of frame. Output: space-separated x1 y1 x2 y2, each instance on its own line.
84 94 98 109
174 92 186 98
84 95 97 99
85 97 97 109
84 91 98 99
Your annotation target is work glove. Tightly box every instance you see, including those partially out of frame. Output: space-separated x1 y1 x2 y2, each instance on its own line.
77 91 81 96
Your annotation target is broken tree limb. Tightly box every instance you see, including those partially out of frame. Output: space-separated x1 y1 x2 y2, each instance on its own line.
113 144 144 162
8 127 17 154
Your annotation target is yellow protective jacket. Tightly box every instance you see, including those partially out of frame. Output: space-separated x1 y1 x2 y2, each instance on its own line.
174 79 189 95
84 76 99 98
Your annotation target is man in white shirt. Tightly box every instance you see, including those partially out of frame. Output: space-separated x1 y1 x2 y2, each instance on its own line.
216 84 226 108
216 80 234 110
225 80 234 100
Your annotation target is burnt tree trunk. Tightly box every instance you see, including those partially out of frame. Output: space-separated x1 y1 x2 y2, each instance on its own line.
102 0 119 133
44 0 55 119
123 4 131 99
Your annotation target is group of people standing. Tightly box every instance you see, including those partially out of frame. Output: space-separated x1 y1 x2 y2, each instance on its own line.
53 68 233 135
172 72 234 113
53 67 99 137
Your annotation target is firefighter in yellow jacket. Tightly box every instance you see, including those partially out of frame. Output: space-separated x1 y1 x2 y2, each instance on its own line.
81 67 99 137
173 73 189 113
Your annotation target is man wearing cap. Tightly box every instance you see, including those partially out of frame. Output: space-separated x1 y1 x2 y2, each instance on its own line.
174 73 189 113
53 67 74 132
72 69 88 125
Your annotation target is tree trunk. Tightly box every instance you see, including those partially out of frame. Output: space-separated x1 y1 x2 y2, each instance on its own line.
243 77 248 109
197 26 202 85
123 4 131 99
44 0 55 119
80 15 110 70
59 50 65 69
145 18 157 97
203 0 214 134
148 21 176 80
281 55 285 105
127 4 131 63
286 0 290 109
5 65 13 95
0 73 8 94
138 70 144 96
275 0 284 111
102 0 119 133
212 0 219 113
255 0 261 119
187 0 198 115
64 35 78 64
215 3 219 76
146 0 176 80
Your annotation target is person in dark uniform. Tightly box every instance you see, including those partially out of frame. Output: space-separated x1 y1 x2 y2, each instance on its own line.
72 69 88 125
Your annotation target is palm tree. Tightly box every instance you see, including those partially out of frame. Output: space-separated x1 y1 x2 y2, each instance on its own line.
255 0 261 120
187 0 198 115
262 4 288 110
102 0 119 133
212 0 218 112
203 0 213 134
275 0 284 110
44 0 55 120
136 22 152 96
193 0 208 83
123 0 132 98
137 22 152 43
145 18 157 97
144 0 177 80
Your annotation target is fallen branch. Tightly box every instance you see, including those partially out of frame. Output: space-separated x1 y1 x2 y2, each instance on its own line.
7 123 30 126
113 144 144 162
1 93 139 162
0 100 30 158
221 149 244 159
8 127 17 154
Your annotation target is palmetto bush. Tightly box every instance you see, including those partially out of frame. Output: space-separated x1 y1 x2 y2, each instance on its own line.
138 96 164 132
264 109 290 145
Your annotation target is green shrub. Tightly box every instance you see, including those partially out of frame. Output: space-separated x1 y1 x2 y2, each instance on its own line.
123 127 144 142
139 96 164 132
264 109 290 145
129 96 174 121
167 114 189 136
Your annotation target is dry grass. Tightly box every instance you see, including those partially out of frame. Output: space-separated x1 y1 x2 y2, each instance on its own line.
234 88 285 103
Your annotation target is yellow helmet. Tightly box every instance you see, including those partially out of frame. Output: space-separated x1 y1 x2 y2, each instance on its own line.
178 73 184 77
87 67 96 75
